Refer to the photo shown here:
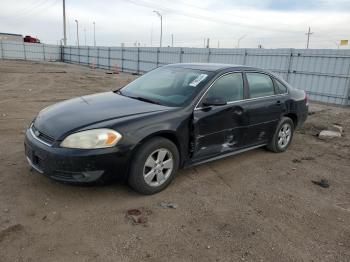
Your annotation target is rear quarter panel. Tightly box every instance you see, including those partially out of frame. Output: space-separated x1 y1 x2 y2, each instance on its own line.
288 88 308 127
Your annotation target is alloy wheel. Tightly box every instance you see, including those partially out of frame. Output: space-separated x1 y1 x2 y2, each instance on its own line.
143 148 174 187
277 123 292 149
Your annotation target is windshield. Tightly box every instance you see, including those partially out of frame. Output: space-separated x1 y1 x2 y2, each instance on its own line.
118 67 212 107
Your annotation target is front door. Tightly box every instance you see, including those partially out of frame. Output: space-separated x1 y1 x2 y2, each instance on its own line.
192 72 248 162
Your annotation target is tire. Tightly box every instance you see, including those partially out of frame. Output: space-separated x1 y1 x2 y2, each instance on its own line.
128 137 180 195
267 117 294 153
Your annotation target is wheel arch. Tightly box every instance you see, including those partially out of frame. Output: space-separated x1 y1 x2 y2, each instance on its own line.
130 131 184 169
283 113 298 128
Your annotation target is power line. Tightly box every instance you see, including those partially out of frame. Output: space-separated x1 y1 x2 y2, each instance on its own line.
0 0 52 20
124 0 305 34
0 0 60 25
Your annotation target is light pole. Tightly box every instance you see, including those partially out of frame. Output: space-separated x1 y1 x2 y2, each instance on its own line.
84 28 86 46
150 24 153 47
62 0 67 45
93 21 96 47
153 10 162 47
237 35 246 48
74 19 79 47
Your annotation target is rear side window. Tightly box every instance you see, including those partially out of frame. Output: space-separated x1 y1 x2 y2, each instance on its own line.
205 73 244 102
246 73 275 98
275 79 288 94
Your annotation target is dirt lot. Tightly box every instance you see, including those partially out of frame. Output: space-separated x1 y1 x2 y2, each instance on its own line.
0 60 349 262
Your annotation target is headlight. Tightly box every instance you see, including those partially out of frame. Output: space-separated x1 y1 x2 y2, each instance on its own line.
60 129 122 149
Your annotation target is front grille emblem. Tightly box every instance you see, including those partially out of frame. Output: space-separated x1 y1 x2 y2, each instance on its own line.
34 130 40 137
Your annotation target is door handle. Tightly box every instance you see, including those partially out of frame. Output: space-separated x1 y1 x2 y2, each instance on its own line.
276 100 282 105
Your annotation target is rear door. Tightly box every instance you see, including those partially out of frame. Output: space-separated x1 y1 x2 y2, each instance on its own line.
243 72 287 146
192 72 249 161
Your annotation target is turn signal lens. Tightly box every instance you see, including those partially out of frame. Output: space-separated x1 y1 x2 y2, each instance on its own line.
105 132 118 145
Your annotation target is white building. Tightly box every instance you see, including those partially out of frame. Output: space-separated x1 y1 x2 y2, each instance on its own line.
0 33 23 42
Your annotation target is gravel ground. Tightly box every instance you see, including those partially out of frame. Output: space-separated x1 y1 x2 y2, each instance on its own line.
0 60 349 262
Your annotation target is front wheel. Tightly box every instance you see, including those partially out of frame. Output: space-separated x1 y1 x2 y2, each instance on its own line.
267 117 294 153
128 137 179 195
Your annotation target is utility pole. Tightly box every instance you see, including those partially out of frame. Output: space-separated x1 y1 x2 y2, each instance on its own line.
153 10 162 47
84 28 86 46
75 19 79 47
306 27 313 49
62 0 67 45
206 38 210 48
93 21 96 47
171 34 174 47
217 41 220 48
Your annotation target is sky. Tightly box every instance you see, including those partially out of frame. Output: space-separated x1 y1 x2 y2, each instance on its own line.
0 0 349 49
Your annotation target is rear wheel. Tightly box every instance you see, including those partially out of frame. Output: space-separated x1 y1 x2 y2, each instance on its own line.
128 137 179 195
267 117 294 153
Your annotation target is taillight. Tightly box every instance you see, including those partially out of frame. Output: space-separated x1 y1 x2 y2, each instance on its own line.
305 91 309 106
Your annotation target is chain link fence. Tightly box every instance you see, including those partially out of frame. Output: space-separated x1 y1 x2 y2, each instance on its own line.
1 40 349 106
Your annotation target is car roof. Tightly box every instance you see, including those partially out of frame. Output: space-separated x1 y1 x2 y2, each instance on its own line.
164 63 264 72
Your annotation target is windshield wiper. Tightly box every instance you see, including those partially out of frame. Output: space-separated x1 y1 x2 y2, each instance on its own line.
128 96 163 105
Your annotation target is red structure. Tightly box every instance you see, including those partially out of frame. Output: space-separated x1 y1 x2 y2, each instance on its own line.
23 35 40 43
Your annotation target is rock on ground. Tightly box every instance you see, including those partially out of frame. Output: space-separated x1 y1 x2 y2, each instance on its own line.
318 130 342 140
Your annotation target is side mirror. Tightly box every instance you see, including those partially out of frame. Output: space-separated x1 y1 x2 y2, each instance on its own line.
202 97 227 107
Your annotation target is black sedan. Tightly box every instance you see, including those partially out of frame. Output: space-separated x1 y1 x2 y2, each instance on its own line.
25 63 308 194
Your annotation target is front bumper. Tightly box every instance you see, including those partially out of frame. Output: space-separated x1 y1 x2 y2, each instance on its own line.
24 128 130 183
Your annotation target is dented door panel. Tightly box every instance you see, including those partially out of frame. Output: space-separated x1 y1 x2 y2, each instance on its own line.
192 103 248 161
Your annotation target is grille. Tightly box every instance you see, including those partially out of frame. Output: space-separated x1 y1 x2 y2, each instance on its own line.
53 171 74 179
31 124 55 145
52 171 79 182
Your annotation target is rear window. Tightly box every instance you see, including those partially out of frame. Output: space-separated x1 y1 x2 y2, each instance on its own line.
275 79 288 94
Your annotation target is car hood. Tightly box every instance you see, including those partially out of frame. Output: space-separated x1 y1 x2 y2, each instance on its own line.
33 92 172 139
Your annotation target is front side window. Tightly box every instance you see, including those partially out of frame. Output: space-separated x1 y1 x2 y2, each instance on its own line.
205 73 244 102
246 73 275 99
120 67 211 107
